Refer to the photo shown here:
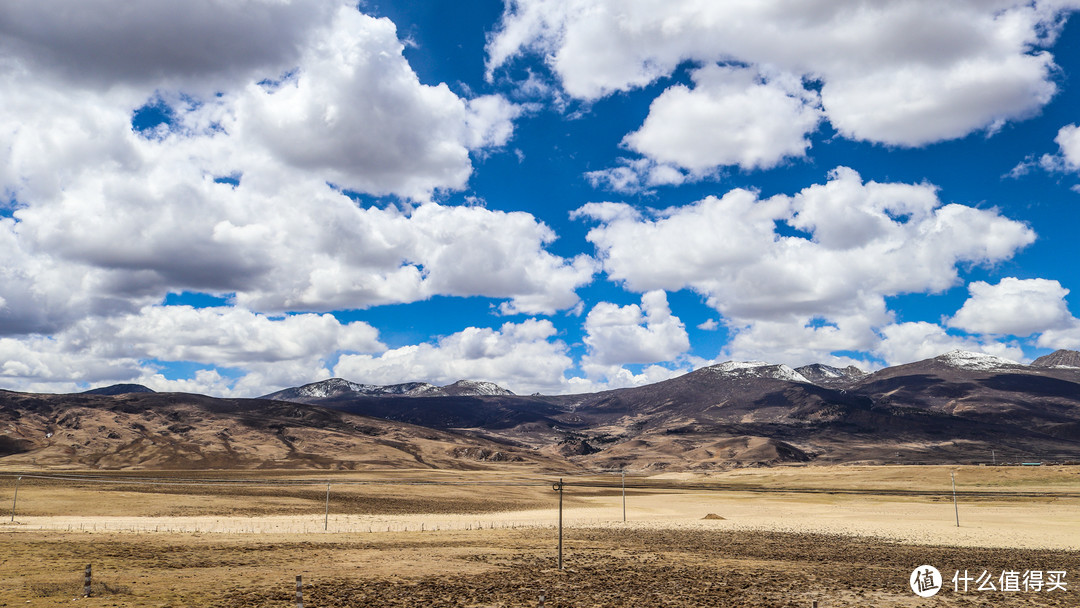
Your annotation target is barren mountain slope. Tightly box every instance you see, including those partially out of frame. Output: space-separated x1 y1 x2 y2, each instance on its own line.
284 353 1080 468
0 390 563 471
853 350 1080 442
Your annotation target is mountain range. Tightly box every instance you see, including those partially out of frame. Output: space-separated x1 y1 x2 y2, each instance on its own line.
2 349 1079 470
0 390 559 470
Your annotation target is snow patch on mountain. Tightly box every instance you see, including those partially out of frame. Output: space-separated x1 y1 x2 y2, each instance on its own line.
263 377 513 401
794 363 868 385
706 361 810 383
380 382 442 396
934 350 1022 371
292 378 368 398
442 380 515 396
816 366 843 378
714 361 771 373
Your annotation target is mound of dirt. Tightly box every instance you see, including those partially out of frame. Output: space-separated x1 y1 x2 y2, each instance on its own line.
702 513 725 520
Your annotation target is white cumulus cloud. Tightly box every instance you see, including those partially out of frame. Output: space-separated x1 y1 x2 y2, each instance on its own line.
1038 322 1080 350
72 306 384 364
0 305 386 396
1037 123 1080 173
948 277 1075 336
574 167 1036 365
232 7 520 199
333 319 574 395
623 65 822 173
582 290 690 368
697 319 718 331
875 321 1025 366
488 0 1073 146
0 1 572 340
585 158 687 195
566 364 689 393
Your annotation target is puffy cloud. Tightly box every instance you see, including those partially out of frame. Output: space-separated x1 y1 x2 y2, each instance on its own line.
623 65 822 172
577 167 1033 314
948 278 1074 336
0 0 335 92
334 319 573 395
1037 123 1080 173
233 7 520 199
720 311 883 369
567 363 689 393
488 0 1072 146
0 2 571 337
0 335 142 393
8 158 592 324
529 288 698 391
2 309 691 397
1037 322 1080 350
70 306 384 364
875 321 1025 365
575 167 1035 364
1055 124 1080 169
402 204 596 315
585 158 687 195
582 290 690 367
140 369 240 398
0 305 384 395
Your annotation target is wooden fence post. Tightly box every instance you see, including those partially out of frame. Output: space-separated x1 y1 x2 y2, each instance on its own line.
295 574 303 608
539 589 546 607
83 564 92 597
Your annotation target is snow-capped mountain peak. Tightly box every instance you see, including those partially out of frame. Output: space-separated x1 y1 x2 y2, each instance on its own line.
262 377 514 401
934 350 1021 371
293 378 369 398
379 382 441 396
706 361 810 383
440 380 515 396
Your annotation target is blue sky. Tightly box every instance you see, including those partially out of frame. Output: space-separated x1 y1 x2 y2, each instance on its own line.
2 0 1080 396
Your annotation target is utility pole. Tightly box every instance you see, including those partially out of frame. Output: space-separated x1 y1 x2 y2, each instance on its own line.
621 471 626 523
951 471 959 527
10 476 20 522
992 449 996 466
552 478 564 570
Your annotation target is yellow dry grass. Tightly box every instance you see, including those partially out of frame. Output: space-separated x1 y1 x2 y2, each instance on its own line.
0 465 1078 607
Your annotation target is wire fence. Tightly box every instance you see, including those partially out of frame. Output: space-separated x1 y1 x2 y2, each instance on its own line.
3 471 1079 497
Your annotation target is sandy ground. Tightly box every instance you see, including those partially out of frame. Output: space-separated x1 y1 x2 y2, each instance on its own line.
6 490 1079 551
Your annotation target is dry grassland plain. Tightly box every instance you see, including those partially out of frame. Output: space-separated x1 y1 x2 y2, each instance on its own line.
0 465 1078 607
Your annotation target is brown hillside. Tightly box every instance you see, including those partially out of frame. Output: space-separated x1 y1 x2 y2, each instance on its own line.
0 390 564 471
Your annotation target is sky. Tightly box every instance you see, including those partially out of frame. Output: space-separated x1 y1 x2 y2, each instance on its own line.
3 0 1080 397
